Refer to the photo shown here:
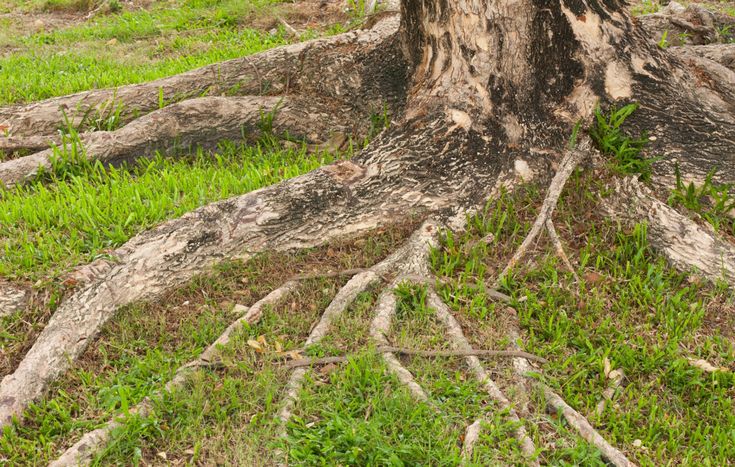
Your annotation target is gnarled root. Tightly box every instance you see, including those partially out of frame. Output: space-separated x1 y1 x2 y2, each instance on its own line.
0 96 356 188
0 15 402 139
604 177 735 287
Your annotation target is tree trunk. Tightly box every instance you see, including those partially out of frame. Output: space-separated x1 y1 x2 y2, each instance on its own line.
3 0 735 439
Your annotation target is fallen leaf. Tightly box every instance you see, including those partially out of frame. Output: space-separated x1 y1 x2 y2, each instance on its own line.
584 271 604 284
232 304 248 315
257 335 268 347
275 341 283 353
247 339 263 351
157 452 167 460
688 358 728 373
603 357 612 378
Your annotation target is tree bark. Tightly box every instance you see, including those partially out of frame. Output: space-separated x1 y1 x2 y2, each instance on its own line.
2 0 735 437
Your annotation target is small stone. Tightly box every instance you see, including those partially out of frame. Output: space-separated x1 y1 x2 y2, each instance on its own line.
632 439 643 448
232 303 248 315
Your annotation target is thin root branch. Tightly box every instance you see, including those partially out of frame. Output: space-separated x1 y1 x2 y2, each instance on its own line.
497 138 590 284
427 290 539 464
545 219 580 282
49 282 297 467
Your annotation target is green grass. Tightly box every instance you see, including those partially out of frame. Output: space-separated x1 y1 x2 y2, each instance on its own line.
589 103 655 181
668 165 735 236
431 173 735 465
0 0 291 105
0 140 343 280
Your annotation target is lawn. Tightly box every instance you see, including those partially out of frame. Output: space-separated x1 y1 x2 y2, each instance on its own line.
1 1 734 466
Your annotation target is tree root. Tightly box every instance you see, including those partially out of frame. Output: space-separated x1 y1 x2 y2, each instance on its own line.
0 96 356 189
427 290 539 464
504 312 635 467
49 282 297 467
0 282 29 318
277 271 380 427
0 15 402 138
604 177 735 287
541 388 635 467
497 139 589 283
0 152 446 430
0 135 61 155
637 2 735 46
545 219 580 282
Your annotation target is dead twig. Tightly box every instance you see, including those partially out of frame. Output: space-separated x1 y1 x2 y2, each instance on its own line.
284 346 546 368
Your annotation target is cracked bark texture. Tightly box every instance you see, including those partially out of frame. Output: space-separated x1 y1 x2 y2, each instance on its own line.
0 96 357 188
2 0 735 434
0 15 406 139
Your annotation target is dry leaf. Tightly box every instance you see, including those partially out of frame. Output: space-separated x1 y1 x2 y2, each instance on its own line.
257 335 268 347
157 452 168 460
603 357 612 378
688 358 727 373
247 339 263 351
286 350 302 360
232 304 248 315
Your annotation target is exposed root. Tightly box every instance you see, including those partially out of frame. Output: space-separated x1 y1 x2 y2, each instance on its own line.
49 282 297 467
542 388 635 467
277 271 380 426
367 221 442 402
460 419 483 462
638 2 735 46
545 219 580 282
605 177 735 287
497 139 589 283
0 282 29 318
0 15 402 138
427 290 539 464
370 288 429 401
0 135 61 154
505 310 635 467
671 44 735 72
0 154 441 430
0 96 355 189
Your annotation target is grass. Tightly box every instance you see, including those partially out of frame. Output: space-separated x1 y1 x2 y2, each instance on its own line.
431 172 735 465
0 0 294 105
668 165 735 236
589 103 655 181
0 226 415 465
0 139 345 280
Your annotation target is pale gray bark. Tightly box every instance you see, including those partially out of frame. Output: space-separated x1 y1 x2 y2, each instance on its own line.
0 15 403 138
0 96 356 188
605 177 735 287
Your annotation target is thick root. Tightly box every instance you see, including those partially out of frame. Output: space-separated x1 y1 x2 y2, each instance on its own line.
605 177 735 287
0 15 403 138
637 2 735 46
49 282 297 467
0 96 356 188
0 155 437 430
